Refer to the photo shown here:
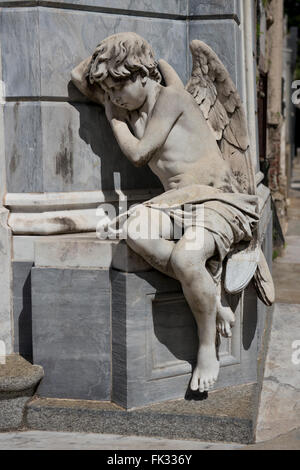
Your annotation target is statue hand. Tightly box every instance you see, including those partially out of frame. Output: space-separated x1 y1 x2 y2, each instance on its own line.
104 94 128 122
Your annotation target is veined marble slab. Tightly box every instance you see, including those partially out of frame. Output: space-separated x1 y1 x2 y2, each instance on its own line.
0 0 188 16
189 0 240 20
13 234 150 271
0 208 13 354
255 303 300 442
32 267 111 401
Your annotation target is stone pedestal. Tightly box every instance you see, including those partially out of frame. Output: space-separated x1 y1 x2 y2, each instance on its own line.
111 269 257 409
5 178 270 411
12 180 269 409
31 268 111 401
0 354 44 431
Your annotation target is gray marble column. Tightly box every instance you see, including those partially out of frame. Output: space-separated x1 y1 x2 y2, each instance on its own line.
0 35 13 356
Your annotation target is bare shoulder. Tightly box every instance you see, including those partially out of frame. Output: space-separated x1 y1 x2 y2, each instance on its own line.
154 85 187 113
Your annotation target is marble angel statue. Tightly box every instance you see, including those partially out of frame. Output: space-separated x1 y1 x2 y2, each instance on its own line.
71 32 274 393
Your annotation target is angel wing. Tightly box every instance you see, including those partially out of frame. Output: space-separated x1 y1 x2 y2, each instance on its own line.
183 40 274 303
185 40 256 195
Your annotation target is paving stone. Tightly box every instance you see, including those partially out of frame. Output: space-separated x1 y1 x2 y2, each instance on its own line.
0 430 243 450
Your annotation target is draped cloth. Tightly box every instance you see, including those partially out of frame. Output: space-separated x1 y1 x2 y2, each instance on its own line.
103 184 259 283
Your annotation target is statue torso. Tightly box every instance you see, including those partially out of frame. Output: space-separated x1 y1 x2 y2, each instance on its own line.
128 93 234 193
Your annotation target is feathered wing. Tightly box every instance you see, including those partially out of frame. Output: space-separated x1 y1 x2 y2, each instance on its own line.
186 40 256 195
183 40 274 303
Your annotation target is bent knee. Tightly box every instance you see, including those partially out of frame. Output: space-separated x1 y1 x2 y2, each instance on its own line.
170 245 206 281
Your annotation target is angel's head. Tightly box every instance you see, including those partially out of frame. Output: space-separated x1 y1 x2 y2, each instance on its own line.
87 32 161 110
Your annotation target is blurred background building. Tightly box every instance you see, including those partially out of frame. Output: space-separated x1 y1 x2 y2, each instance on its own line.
256 0 299 245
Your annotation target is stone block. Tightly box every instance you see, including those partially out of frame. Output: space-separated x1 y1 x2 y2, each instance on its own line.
12 233 152 270
34 237 114 268
41 102 102 192
0 0 188 16
38 7 188 99
111 240 151 272
0 390 34 431
0 209 13 354
111 269 255 409
13 236 37 262
188 20 243 97
13 234 102 262
31 268 111 401
189 0 241 22
4 102 43 193
40 102 161 191
0 355 44 431
3 99 162 193
1 6 188 100
0 8 40 98
39 0 188 16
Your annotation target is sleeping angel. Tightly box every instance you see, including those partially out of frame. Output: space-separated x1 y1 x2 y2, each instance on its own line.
71 32 274 393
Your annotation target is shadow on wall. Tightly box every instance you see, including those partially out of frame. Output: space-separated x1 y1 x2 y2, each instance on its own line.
242 283 258 351
18 269 33 364
67 81 162 192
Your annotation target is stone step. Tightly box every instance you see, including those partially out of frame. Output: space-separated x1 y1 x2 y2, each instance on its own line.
0 355 44 431
25 383 256 444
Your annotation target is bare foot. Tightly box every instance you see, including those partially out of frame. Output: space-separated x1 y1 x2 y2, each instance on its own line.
191 345 220 392
216 298 235 338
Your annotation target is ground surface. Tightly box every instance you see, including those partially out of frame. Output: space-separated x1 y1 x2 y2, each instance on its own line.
0 428 299 450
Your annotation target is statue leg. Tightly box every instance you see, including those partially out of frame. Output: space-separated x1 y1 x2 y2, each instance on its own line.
124 206 176 279
169 227 220 392
216 282 236 338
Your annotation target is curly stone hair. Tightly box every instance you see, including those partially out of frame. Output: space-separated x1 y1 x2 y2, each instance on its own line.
87 32 161 85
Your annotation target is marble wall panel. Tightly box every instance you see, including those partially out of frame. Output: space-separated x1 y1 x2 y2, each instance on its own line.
0 210 13 355
32 267 111 400
112 269 258 409
41 102 162 191
0 8 40 98
189 0 240 21
188 19 244 98
38 7 188 99
4 102 43 193
0 0 188 16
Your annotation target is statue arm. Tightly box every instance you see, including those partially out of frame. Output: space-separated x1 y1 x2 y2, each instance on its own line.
109 87 183 167
71 57 105 106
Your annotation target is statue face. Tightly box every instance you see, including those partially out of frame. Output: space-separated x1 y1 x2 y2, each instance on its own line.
101 74 147 111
